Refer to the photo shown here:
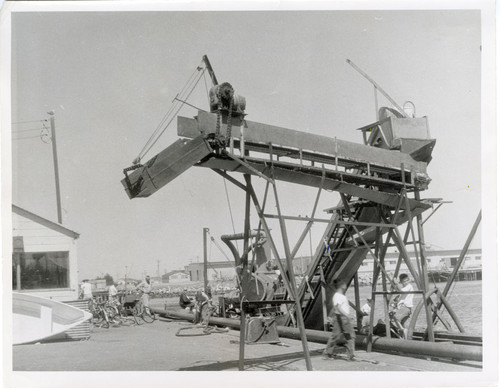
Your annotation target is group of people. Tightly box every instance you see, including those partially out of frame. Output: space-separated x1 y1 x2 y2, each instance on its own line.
179 287 212 324
323 273 413 361
79 275 154 315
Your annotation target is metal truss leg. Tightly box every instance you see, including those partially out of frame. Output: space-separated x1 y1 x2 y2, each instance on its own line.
270 180 313 371
413 190 434 342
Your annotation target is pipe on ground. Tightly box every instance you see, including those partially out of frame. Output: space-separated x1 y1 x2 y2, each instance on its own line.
153 308 482 362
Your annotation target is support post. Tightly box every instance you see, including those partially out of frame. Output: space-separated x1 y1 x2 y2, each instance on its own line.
367 260 380 352
353 271 362 331
270 180 313 371
239 304 246 371
238 174 252 371
414 191 434 342
15 253 21 291
203 227 209 293
48 111 62 224
319 266 329 332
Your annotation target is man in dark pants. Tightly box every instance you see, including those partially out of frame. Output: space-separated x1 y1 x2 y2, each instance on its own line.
323 278 356 360
179 287 194 311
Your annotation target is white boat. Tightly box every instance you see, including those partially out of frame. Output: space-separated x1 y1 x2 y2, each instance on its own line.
12 293 92 345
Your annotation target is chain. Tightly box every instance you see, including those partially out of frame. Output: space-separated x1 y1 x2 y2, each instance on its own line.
215 86 222 138
225 92 234 146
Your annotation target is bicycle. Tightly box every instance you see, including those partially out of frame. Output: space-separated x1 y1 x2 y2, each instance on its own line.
88 297 111 329
106 296 136 326
134 292 157 323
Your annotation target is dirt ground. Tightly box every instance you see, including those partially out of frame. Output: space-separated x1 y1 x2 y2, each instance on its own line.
12 316 481 372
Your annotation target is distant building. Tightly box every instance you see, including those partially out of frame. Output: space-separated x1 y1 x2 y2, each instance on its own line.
184 256 311 283
181 249 481 284
162 270 190 283
357 248 482 278
89 279 107 292
185 261 236 282
12 204 80 302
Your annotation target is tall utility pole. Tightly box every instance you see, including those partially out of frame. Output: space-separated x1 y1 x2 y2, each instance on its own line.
203 228 209 293
156 259 160 278
48 110 62 224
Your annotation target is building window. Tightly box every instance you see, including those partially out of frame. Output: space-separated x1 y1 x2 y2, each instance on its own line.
13 251 69 290
389 260 396 265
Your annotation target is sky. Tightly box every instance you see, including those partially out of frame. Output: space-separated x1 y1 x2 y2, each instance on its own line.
8 9 483 281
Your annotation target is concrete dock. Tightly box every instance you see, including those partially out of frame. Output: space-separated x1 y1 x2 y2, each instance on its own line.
13 317 481 372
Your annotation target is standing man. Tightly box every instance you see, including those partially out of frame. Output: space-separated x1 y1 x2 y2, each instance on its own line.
391 273 414 338
137 275 153 314
194 289 210 324
323 278 356 360
80 279 93 300
108 282 118 304
361 298 372 328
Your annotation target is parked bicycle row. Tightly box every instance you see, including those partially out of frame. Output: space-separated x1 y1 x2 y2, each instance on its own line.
88 291 156 329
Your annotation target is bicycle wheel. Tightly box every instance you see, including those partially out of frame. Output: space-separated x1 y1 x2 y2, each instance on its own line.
106 305 119 323
92 312 105 327
131 305 143 325
141 308 156 323
100 308 110 328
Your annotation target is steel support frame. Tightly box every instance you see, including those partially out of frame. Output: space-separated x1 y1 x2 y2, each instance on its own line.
244 175 313 371
215 170 314 370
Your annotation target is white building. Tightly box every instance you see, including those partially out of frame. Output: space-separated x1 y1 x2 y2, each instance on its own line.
12 205 80 302
356 248 482 283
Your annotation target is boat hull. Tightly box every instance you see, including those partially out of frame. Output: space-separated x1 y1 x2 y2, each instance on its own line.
13 293 92 345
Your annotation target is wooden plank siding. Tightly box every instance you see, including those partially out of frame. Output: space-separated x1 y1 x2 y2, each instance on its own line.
12 206 80 302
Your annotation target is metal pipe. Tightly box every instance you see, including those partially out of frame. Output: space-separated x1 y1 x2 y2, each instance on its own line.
154 308 482 362
346 59 409 118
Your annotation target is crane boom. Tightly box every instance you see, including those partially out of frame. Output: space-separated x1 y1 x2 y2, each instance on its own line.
202 55 218 86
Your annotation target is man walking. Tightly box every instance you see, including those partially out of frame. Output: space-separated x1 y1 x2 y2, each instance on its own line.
323 278 355 360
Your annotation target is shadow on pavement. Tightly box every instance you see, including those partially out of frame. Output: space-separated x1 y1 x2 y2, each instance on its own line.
177 349 324 371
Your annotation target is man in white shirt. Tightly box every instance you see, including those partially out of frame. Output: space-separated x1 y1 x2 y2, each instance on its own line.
392 273 413 338
137 275 153 314
323 278 355 360
361 298 372 327
80 279 92 300
108 283 118 303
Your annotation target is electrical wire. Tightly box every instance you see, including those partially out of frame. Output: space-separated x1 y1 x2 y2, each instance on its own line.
12 127 46 133
135 60 206 162
12 135 44 141
139 69 205 160
12 119 48 125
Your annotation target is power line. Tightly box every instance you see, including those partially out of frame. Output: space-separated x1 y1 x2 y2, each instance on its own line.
12 119 48 125
12 127 46 133
12 135 44 141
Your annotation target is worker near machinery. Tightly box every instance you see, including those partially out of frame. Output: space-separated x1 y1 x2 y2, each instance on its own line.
194 289 210 324
80 279 93 300
179 287 195 311
361 298 372 327
136 275 153 314
391 273 414 338
323 278 356 360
